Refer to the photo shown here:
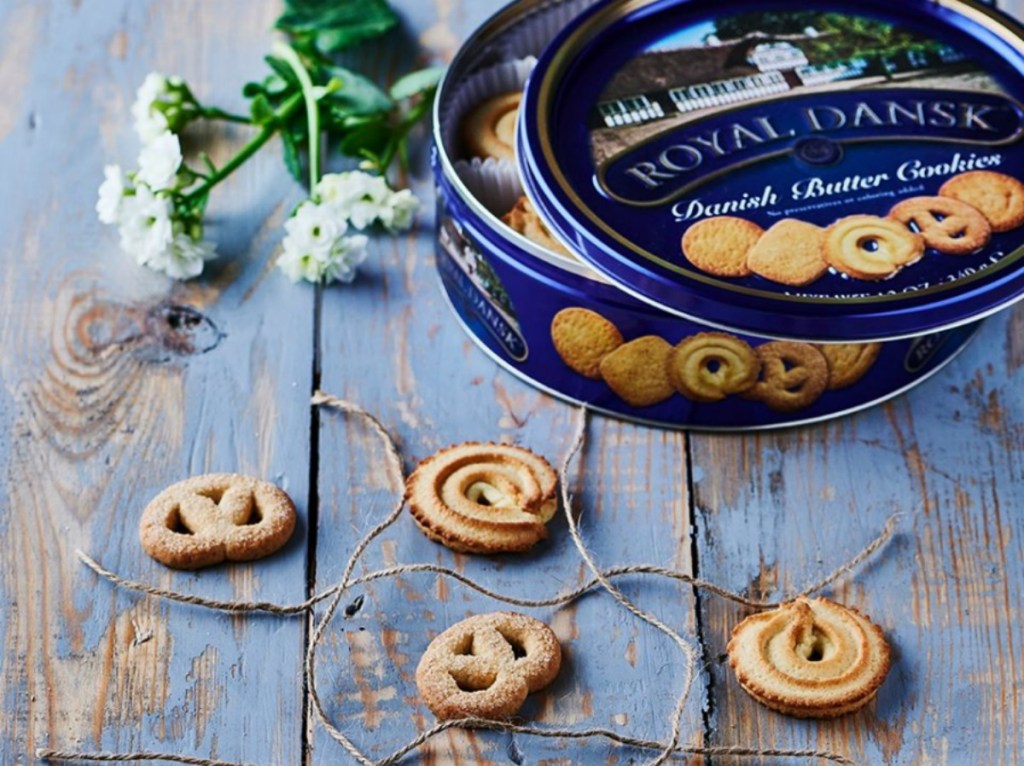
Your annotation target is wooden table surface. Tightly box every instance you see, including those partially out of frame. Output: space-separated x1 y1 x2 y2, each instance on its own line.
2 1 1023 764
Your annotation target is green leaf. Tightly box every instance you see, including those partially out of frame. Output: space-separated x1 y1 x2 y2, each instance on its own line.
339 121 392 159
323 65 393 115
389 66 444 100
249 94 276 125
280 130 304 182
275 0 399 53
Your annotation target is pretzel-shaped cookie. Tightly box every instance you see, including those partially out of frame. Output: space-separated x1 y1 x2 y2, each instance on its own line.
139 474 297 569
823 215 925 281
744 342 829 413
667 332 761 402
416 612 562 720
889 196 991 255
406 442 558 554
727 597 891 718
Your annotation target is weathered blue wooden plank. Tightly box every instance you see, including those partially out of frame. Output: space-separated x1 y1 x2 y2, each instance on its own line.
0 1 311 763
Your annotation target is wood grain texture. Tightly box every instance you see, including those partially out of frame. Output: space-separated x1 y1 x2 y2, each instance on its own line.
0 1 311 763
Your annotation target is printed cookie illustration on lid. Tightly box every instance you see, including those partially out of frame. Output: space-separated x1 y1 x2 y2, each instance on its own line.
519 0 1024 340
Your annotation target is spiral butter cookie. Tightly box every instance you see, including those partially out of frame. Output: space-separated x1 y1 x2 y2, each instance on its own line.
816 342 883 390
463 92 521 162
746 219 828 287
889 196 991 255
682 216 764 278
405 442 558 554
940 170 1024 233
727 597 891 718
823 215 925 281
551 307 624 379
745 342 829 413
416 612 562 720
667 333 760 403
503 196 573 258
139 474 297 570
599 335 675 408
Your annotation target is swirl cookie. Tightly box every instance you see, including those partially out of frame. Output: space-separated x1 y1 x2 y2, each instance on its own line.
139 474 297 570
746 219 828 287
667 333 760 403
682 216 764 278
727 597 891 718
416 612 562 720
889 196 991 255
940 170 1024 233
598 335 675 408
503 196 573 258
551 308 624 379
823 215 925 281
816 342 883 390
745 342 829 413
406 442 558 554
463 92 521 162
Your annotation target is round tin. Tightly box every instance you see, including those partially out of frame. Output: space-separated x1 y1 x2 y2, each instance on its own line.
431 0 997 430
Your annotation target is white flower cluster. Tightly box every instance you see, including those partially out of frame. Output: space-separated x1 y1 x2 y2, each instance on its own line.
131 72 194 143
277 171 419 285
96 74 216 280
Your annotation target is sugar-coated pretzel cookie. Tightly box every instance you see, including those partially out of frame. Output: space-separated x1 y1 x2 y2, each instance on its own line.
940 170 1024 233
598 335 675 408
746 219 829 287
405 442 558 554
815 342 883 390
682 216 764 278
667 332 760 403
139 474 297 570
463 92 521 162
551 307 624 379
416 612 562 720
727 597 891 718
503 196 574 258
745 342 829 413
823 215 925 281
889 196 991 255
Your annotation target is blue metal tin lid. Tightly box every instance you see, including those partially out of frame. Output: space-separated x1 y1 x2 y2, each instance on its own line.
518 0 1024 340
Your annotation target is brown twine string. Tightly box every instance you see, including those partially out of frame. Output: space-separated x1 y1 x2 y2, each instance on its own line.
43 391 898 766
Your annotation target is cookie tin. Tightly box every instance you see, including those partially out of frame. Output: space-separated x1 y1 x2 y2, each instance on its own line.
430 0 998 430
518 0 1024 341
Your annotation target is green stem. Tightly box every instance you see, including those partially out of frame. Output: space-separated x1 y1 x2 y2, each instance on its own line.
182 91 303 203
273 42 321 195
199 106 252 124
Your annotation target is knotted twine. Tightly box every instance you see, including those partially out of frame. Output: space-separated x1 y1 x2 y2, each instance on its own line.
39 391 899 766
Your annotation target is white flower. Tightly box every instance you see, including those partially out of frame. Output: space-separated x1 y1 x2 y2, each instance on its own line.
96 164 127 224
378 188 419 232
118 184 173 266
137 131 183 191
278 199 369 284
149 232 217 280
316 171 392 230
132 72 171 143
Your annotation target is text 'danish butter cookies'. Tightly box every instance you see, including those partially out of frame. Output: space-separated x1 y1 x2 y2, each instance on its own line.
682 216 764 278
816 342 883 390
939 170 1024 233
463 92 521 162
406 442 558 554
823 215 925 281
139 474 297 569
416 612 561 720
551 307 624 379
746 219 828 287
889 196 991 255
745 342 829 413
727 597 891 718
503 196 574 258
667 332 760 403
599 335 675 408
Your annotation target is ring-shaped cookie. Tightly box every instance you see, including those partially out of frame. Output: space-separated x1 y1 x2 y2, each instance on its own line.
727 597 891 718
667 332 760 402
889 196 991 255
406 442 558 554
824 215 925 281
416 612 562 720
463 92 521 162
